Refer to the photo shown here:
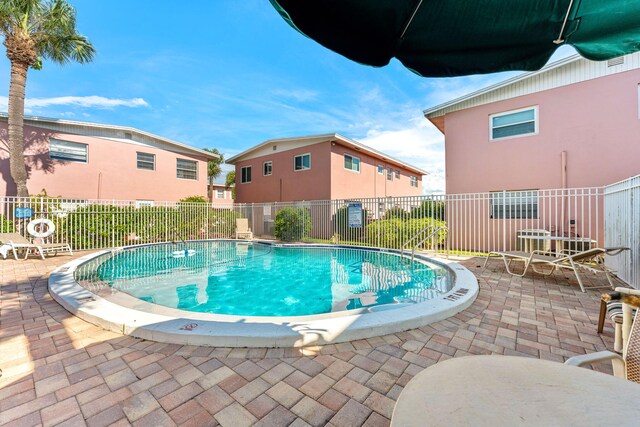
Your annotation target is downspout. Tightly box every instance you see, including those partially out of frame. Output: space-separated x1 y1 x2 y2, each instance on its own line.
561 151 567 189
561 151 568 237
97 172 102 199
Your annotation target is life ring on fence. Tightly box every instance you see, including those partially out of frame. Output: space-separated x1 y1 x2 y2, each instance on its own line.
27 218 55 238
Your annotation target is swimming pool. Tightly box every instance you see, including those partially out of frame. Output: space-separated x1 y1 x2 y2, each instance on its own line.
75 241 452 317
49 241 478 347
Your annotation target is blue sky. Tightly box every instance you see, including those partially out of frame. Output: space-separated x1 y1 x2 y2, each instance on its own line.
0 1 576 192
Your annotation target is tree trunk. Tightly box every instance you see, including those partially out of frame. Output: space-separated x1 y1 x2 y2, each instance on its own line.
7 60 30 197
208 176 213 202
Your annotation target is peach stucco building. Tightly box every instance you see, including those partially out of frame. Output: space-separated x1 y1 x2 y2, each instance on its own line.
0 114 218 201
227 133 427 203
209 182 234 206
424 52 640 194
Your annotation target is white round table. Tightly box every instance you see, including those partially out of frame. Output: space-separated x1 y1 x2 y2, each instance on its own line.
391 355 640 427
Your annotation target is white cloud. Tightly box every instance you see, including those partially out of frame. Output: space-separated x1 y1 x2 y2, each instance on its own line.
360 123 446 194
0 95 149 112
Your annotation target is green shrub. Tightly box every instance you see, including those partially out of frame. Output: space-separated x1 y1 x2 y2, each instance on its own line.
410 199 446 220
384 206 410 220
0 214 13 232
274 207 312 241
64 205 239 249
365 217 447 249
179 195 208 203
333 204 368 241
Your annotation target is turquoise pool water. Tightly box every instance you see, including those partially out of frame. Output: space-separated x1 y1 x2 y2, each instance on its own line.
75 241 452 317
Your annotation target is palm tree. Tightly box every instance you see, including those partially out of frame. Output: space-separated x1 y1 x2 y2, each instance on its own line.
204 148 224 202
225 170 236 199
0 0 95 197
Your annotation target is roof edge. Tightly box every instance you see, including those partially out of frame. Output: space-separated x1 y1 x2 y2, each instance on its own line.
423 54 582 118
0 112 219 160
226 133 428 176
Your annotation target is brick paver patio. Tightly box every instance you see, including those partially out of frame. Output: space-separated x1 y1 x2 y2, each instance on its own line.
0 252 619 426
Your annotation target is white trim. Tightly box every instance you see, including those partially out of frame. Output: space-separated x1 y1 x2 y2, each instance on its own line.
240 165 252 184
489 106 538 141
293 153 311 172
263 161 273 177
343 153 361 173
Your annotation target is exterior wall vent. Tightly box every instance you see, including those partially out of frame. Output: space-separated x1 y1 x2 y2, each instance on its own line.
607 57 624 67
124 132 133 139
272 145 277 151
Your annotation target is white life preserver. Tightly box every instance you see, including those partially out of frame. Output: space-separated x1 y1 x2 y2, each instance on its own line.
27 218 56 238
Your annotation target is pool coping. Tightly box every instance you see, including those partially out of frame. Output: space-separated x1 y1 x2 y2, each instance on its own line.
48 240 479 348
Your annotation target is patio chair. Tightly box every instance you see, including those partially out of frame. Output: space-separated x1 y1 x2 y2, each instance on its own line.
566 297 640 383
598 287 639 352
0 232 73 260
235 218 253 240
482 247 622 292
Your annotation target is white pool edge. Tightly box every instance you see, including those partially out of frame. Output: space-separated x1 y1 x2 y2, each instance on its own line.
48 243 479 348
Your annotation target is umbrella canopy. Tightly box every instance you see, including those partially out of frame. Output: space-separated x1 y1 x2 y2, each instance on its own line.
269 0 640 77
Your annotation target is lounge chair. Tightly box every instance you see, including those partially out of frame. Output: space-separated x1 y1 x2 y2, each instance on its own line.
566 297 640 383
235 218 253 240
0 232 73 260
482 247 625 292
598 287 639 352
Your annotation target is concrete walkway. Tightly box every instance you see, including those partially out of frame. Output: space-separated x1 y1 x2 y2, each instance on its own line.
0 252 617 426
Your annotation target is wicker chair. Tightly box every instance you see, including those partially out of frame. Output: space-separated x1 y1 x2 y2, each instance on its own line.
567 298 640 383
597 287 640 352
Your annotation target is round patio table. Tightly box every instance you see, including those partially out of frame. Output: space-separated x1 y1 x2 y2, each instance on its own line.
391 355 640 427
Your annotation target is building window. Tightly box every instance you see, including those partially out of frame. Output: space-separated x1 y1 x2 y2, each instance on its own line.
176 159 197 180
137 152 155 170
377 165 384 174
294 153 311 171
343 154 360 172
49 139 88 163
241 166 252 183
490 107 538 140
394 170 400 179
491 190 539 219
410 176 418 187
263 161 273 176
387 167 393 180
215 189 225 199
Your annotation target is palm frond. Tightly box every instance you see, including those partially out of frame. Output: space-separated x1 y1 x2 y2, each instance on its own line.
38 32 95 64
2 0 95 66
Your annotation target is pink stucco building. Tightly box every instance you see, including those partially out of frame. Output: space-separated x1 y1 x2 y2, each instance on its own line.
0 114 218 201
424 52 640 194
423 52 640 251
227 133 427 203
209 183 234 206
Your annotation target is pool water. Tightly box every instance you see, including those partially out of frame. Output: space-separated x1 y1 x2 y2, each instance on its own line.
75 241 452 317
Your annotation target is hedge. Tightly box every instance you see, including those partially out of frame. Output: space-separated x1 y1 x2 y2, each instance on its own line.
365 217 447 249
274 207 312 241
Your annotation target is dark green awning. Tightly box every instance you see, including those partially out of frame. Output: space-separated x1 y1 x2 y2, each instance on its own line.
269 0 640 77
